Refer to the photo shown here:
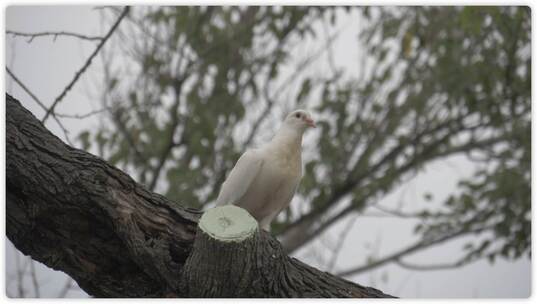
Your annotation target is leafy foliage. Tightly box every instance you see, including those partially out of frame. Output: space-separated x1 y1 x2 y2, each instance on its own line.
90 7 327 208
84 6 530 269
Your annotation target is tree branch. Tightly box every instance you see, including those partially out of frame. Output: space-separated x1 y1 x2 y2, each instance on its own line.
57 278 74 298
6 30 104 43
278 115 466 238
55 107 109 119
42 6 130 123
326 215 358 272
6 67 73 145
29 260 40 297
181 205 394 297
280 116 507 254
6 67 47 111
337 224 493 277
109 105 149 170
147 77 187 191
8 93 201 297
6 93 393 298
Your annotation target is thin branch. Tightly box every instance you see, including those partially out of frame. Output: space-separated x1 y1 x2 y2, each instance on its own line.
14 246 25 297
322 17 338 75
326 215 358 272
241 90 276 149
275 30 341 99
55 107 109 119
284 131 508 254
337 224 493 277
7 37 17 92
143 7 214 190
279 114 489 242
280 112 456 237
42 6 130 123
57 278 74 298
6 67 47 111
6 30 104 43
6 67 73 145
283 201 356 254
370 204 426 219
110 106 148 168
29 260 40 298
147 77 187 191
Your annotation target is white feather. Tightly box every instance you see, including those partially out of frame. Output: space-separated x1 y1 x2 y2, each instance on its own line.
215 149 264 206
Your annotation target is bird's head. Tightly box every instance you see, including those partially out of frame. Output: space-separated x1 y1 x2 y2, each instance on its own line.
284 109 316 131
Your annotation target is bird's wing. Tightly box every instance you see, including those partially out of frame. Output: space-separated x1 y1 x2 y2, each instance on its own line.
259 181 299 230
216 149 264 206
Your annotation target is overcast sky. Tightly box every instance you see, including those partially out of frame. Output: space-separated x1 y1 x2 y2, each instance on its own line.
4 5 531 298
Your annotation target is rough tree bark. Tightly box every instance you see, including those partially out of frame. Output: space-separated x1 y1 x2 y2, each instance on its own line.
6 94 395 298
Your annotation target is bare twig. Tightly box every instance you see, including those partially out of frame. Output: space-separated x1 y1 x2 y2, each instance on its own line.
29 260 40 298
14 246 25 297
6 67 47 111
322 18 338 75
147 78 187 191
370 204 424 219
42 6 130 123
55 107 109 119
6 30 104 43
336 224 493 277
327 215 358 272
6 67 73 145
241 88 276 149
7 37 17 92
57 278 74 298
110 106 149 169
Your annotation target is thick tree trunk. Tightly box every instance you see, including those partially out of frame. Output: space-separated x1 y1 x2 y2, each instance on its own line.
6 94 395 298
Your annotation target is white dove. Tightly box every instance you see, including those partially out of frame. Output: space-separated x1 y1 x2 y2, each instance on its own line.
216 109 316 231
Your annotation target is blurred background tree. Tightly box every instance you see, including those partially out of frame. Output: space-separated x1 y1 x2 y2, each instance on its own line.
92 5 529 269
6 5 531 297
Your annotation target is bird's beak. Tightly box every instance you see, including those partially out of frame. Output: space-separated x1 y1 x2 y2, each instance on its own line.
304 117 316 128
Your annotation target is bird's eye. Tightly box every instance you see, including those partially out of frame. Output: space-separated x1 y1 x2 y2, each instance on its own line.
295 113 301 118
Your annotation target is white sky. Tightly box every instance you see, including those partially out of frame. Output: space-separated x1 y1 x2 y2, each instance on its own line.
3 5 532 299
